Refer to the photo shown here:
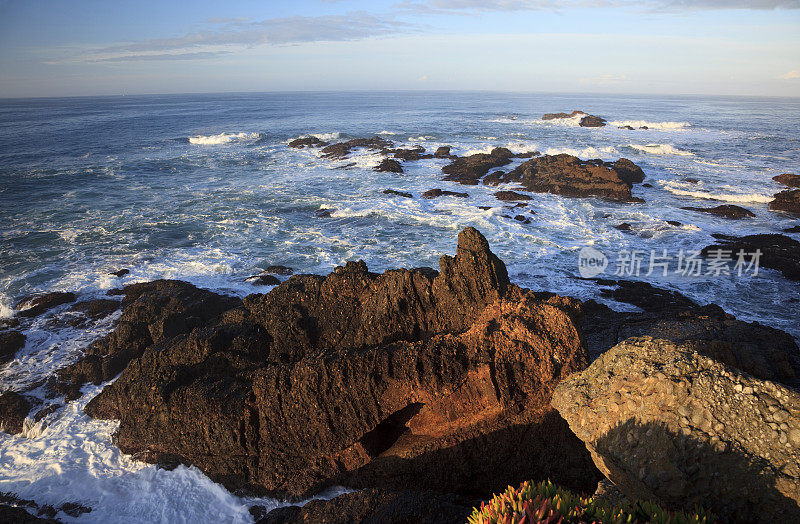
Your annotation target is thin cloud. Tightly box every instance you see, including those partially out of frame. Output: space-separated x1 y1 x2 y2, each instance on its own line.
778 70 800 79
395 0 800 12
90 51 232 63
79 12 415 62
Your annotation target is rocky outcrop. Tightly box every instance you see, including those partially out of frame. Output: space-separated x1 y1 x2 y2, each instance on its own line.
375 159 403 173
441 148 515 185
702 233 800 282
258 489 473 524
51 280 240 400
85 229 599 498
542 110 585 120
494 190 531 202
421 189 468 199
383 189 412 198
434 146 454 159
770 189 800 216
320 137 394 159
15 292 76 318
0 330 26 363
680 204 755 219
552 337 800 523
774 173 800 188
501 154 645 202
579 115 607 128
611 158 645 185
385 146 432 161
0 391 31 434
288 136 329 149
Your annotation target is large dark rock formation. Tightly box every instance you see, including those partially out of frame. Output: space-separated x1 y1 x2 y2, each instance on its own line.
0 330 26 363
770 189 800 216
441 148 515 185
579 115 607 128
500 154 645 202
85 229 599 498
680 204 755 219
702 233 800 282
375 159 403 173
542 110 586 120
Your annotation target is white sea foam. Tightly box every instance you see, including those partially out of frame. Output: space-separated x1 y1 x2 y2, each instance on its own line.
609 120 691 130
660 180 773 203
544 145 620 158
626 143 694 156
408 136 436 141
310 132 341 141
188 132 259 145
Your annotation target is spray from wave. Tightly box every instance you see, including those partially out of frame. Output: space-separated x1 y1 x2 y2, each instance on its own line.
188 132 260 145
625 143 694 156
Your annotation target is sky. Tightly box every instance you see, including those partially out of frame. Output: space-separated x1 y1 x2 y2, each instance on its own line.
0 0 798 98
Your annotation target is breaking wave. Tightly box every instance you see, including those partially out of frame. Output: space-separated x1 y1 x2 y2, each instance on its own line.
610 120 691 130
188 132 260 145
625 143 694 156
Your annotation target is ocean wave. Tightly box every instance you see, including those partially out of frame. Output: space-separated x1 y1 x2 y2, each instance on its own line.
310 132 341 141
544 145 620 158
188 132 260 145
660 180 773 203
610 120 691 130
625 143 694 156
408 135 436 141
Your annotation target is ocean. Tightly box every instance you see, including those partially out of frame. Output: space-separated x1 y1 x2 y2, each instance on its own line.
1 91 799 522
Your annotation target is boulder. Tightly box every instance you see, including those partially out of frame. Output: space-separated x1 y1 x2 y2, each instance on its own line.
110 269 129 277
680 204 755 219
263 265 294 276
385 147 431 161
258 489 473 524
441 148 514 185
320 137 393 159
383 189 412 198
611 158 646 185
247 274 281 286
542 110 586 120
288 136 329 149
502 154 645 202
375 159 403 173
579 115 607 128
614 223 632 231
421 189 468 199
552 337 800 523
770 189 800 216
15 292 76 318
85 228 599 498
0 330 26 363
434 146 454 159
494 190 531 202
702 233 800 282
774 173 800 188
0 391 31 434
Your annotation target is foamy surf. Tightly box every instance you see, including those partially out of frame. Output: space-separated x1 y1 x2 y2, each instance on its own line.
625 143 694 156
188 132 259 145
660 180 773 203
610 120 691 130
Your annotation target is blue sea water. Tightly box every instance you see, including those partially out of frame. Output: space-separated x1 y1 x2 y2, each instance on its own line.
0 91 799 521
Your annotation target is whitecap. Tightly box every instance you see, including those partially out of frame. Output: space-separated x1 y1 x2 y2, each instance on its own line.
610 120 691 130
188 132 259 145
625 143 694 156
659 180 773 203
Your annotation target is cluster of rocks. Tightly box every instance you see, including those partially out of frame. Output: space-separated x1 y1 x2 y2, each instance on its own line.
770 173 800 216
541 110 607 128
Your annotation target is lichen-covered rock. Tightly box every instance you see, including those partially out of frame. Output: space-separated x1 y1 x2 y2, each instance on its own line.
552 336 800 523
85 229 599 498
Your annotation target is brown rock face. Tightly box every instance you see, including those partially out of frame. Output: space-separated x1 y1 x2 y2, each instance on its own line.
375 158 403 173
774 173 800 188
552 337 800 523
579 115 607 128
494 190 532 202
434 146 454 159
441 148 515 185
85 228 599 498
680 204 755 219
15 292 76 318
504 154 644 202
0 391 31 434
288 136 329 149
770 189 800 216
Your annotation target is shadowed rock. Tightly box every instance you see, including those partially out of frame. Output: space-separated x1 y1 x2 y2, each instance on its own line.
774 173 800 188
0 330 26 363
383 189 412 198
434 146 454 159
770 189 800 216
288 136 329 149
15 292 76 318
579 115 607 127
441 148 515 185
681 204 755 219
84 229 599 498
494 190 531 202
0 391 31 434
375 158 403 173
421 189 468 199
553 337 800 523
702 233 800 282
542 110 586 120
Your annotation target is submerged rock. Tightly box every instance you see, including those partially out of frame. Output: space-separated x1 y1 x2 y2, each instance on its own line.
552 336 800 523
680 204 755 219
263 265 294 276
770 189 800 216
85 228 599 498
15 292 76 318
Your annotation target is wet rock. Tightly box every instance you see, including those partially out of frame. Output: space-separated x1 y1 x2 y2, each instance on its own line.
494 190 531 202
618 125 635 130
441 148 514 185
666 220 682 226
0 330 26 363
477 206 492 210
288 136 329 149
642 183 653 188
263 265 294 276
785 225 800 233
247 274 281 286
614 223 632 231
86 229 599 498
770 189 800 216
0 505 59 523
542 110 586 120
15 292 76 318
513 214 530 224
434 146 454 159
482 171 505 186
680 204 755 219
421 189 468 199
68 299 120 320
110 269 130 277
385 146 431 161
0 391 31 434
639 126 649 130
321 137 393 159
702 233 800 282
552 336 800 523
503 154 645 202
611 158 646 185
258 488 474 524
684 178 699 184
579 115 607 127
774 173 800 188
315 208 335 218
383 189 413 198
375 159 403 173
52 280 240 400
33 403 61 422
